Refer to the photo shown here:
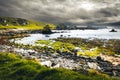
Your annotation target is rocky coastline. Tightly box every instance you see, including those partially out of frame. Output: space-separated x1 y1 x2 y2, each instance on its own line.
0 29 120 78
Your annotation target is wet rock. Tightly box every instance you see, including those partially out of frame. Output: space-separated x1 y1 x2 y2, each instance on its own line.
96 56 103 61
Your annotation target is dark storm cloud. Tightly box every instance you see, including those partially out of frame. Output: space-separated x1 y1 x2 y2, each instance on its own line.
97 8 120 17
0 0 120 25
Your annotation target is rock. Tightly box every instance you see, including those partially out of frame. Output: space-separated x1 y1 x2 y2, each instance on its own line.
90 48 94 51
41 60 52 67
52 64 60 68
100 54 120 66
30 56 37 59
87 62 100 70
96 56 103 61
98 61 112 68
112 65 120 76
51 53 59 57
112 70 117 76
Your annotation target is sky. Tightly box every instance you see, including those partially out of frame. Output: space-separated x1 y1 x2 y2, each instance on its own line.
0 0 120 26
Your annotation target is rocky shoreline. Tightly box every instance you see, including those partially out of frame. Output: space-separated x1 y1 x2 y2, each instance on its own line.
0 44 120 77
0 29 120 77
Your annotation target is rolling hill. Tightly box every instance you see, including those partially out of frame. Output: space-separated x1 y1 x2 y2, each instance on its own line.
0 16 56 30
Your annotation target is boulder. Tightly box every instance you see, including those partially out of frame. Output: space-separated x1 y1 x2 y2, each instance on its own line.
87 62 100 70
96 56 103 61
52 64 60 68
41 60 52 67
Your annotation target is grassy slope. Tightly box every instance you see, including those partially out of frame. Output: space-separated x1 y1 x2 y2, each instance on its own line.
0 16 56 30
0 52 119 80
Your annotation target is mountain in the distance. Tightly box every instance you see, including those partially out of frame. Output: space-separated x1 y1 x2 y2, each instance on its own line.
107 21 120 26
0 16 56 30
103 21 120 28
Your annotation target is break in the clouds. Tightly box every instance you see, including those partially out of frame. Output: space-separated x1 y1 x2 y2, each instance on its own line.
0 0 120 25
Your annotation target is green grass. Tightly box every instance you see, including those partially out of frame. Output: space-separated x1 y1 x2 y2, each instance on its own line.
0 16 56 30
51 41 75 52
0 52 119 80
77 47 100 57
36 40 52 45
35 40 75 52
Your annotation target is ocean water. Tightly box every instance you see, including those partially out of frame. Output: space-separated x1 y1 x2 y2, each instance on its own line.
14 29 120 45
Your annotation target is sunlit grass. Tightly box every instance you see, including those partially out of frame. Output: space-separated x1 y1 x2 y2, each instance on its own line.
77 47 100 57
36 40 52 45
35 40 75 52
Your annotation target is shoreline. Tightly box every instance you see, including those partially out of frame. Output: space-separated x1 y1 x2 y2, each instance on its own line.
0 29 120 77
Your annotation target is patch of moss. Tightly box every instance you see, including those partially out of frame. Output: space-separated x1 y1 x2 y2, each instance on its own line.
35 40 52 45
77 48 100 57
35 40 75 52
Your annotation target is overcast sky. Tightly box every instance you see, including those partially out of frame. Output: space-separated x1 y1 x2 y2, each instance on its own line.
0 0 120 25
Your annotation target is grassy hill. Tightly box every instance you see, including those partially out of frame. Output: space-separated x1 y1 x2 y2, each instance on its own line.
0 52 119 80
0 16 56 30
